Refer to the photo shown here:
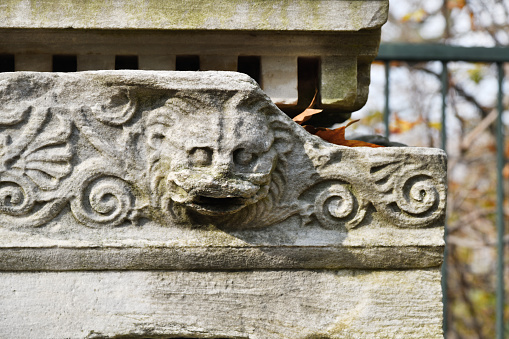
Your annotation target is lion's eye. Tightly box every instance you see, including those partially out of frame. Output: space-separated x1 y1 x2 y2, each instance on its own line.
190 147 212 167
148 132 165 148
234 148 257 166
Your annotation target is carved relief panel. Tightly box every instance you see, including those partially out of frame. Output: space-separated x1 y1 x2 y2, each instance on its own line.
0 71 446 234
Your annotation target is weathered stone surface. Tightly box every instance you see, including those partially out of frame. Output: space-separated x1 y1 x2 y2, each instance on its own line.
0 71 446 271
0 0 388 119
0 71 445 338
0 270 443 339
0 29 382 117
1 0 388 31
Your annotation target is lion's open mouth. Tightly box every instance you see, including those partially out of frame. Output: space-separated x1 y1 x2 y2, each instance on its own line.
188 195 246 215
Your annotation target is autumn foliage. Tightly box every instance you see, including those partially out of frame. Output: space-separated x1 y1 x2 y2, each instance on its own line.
292 95 383 148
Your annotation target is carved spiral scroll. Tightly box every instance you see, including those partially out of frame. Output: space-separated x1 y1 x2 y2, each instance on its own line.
0 172 68 228
90 88 137 126
71 174 134 228
314 183 366 230
376 171 446 228
0 173 35 216
397 175 439 214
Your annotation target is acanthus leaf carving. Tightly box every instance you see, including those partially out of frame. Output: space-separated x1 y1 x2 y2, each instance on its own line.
0 106 48 171
14 113 73 190
0 103 73 228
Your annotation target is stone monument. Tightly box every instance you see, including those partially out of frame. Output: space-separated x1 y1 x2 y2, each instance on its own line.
0 1 446 338
0 71 446 338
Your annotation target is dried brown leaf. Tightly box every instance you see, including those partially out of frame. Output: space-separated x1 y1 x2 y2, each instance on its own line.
292 108 323 125
292 90 323 125
303 119 384 148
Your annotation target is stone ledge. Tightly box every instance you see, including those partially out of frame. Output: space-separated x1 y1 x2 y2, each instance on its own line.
0 245 443 271
1 0 388 31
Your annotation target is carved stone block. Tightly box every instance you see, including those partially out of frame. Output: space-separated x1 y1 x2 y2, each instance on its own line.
0 71 445 338
1 0 389 116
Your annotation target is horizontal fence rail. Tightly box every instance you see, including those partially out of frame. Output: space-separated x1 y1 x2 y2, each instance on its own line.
377 43 509 62
376 43 508 339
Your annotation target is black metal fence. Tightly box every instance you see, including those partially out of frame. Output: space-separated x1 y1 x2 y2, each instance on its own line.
376 43 508 339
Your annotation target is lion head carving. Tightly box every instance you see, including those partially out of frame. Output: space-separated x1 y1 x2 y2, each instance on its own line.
146 90 292 229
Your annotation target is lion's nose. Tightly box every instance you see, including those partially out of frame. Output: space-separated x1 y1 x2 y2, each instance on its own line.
193 179 260 199
213 155 234 177
215 164 231 177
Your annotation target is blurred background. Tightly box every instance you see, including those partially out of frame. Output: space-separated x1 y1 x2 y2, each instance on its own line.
347 1 509 337
0 0 506 336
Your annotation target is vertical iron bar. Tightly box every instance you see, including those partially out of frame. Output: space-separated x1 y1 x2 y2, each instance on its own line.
441 61 448 150
384 60 390 138
440 60 449 337
496 61 506 339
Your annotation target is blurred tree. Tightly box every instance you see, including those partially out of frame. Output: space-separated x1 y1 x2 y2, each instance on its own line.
383 0 509 46
353 1 509 338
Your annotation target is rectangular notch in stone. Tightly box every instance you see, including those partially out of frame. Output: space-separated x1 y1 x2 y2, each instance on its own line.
260 56 298 106
115 55 139 70
275 57 321 120
52 55 77 72
320 56 358 109
139 55 176 70
15 54 52 72
201 55 237 71
297 57 320 107
237 56 261 84
176 55 200 71
0 54 15 72
77 55 115 71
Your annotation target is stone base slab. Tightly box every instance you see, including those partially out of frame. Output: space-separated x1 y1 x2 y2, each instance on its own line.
0 269 443 339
